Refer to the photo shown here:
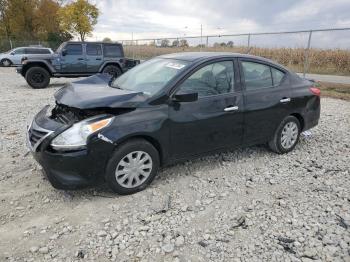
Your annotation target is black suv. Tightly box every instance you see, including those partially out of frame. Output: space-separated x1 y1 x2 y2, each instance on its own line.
26 52 320 195
17 41 139 89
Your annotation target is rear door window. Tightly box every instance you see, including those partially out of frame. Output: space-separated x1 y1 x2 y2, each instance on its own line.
87 44 102 55
38 49 51 54
65 44 83 55
25 48 50 54
241 61 273 90
13 48 25 55
103 44 122 57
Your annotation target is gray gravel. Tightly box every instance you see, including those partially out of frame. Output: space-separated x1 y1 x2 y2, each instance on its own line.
0 67 349 261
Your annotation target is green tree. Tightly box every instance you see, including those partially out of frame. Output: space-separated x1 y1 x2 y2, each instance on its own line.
179 39 189 47
35 0 61 40
47 31 72 49
161 39 169 47
227 41 234 47
6 0 38 40
172 39 179 47
59 0 99 41
0 0 12 40
102 37 112 43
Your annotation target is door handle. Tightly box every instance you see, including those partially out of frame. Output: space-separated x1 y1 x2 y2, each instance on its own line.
224 106 239 112
96 58 102 60
280 98 291 103
77 58 84 60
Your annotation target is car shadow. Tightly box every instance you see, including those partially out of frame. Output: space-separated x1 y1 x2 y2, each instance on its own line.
53 129 311 200
54 144 272 200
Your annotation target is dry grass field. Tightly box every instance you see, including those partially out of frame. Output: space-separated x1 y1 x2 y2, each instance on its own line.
317 82 350 101
124 46 350 76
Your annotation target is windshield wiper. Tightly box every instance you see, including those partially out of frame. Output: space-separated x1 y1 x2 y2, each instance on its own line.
112 84 123 90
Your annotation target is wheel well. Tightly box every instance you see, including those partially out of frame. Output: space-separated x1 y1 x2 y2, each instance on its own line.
1 58 12 64
22 62 52 76
101 63 122 72
290 113 305 130
119 135 163 165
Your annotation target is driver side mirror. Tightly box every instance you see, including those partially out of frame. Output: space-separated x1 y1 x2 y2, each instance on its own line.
61 49 67 56
10 52 14 55
173 92 198 102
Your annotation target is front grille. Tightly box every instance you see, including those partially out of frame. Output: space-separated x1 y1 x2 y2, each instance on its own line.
27 121 53 151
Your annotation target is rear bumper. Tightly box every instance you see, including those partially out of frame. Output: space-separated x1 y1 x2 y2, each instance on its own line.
303 96 321 131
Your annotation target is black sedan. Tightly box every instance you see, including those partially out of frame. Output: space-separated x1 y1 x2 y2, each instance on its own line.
26 52 320 194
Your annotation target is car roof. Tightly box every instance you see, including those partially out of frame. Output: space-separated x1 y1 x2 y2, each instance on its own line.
65 41 122 45
14 47 51 49
160 52 289 71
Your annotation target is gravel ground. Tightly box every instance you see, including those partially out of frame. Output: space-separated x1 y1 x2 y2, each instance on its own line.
0 67 349 262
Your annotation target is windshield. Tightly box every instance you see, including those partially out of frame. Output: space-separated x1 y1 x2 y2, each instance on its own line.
111 58 190 96
56 43 65 53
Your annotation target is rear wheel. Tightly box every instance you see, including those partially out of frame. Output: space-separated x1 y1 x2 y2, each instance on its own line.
1 59 12 67
268 116 301 154
102 65 122 78
105 139 160 195
25 66 50 89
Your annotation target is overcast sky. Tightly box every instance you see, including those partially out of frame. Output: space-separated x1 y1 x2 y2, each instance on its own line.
89 0 350 48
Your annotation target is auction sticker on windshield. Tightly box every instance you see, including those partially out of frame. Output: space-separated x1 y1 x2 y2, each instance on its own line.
165 62 186 70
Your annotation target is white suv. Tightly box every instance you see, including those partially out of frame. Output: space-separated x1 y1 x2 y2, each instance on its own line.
0 47 53 67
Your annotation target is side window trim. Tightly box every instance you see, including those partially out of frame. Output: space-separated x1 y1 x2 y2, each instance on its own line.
171 58 236 99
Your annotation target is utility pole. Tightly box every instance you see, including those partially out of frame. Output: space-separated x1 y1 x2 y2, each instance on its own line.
200 24 203 51
131 32 134 60
303 30 313 78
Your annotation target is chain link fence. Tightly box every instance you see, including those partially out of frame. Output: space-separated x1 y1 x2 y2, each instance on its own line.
1 28 349 76
0 39 63 53
119 28 350 76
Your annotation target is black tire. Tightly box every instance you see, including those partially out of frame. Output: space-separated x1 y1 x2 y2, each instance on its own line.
102 65 122 78
1 59 12 67
105 139 160 195
268 116 301 154
25 66 50 89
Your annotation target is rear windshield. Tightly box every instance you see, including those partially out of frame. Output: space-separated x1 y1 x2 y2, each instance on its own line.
103 44 123 57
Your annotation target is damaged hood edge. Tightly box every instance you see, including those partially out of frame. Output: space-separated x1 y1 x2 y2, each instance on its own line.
54 74 148 109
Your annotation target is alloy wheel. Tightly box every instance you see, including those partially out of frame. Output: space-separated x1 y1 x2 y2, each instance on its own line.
281 122 298 149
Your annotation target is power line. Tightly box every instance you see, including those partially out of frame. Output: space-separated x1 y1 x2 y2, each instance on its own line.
117 27 350 42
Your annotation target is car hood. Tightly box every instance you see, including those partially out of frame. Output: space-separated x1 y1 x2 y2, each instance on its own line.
54 74 147 109
25 53 56 60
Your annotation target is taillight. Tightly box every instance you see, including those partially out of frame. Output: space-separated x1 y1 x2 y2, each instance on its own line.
310 87 321 96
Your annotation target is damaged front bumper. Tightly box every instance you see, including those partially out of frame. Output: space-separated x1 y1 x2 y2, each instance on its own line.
26 105 115 189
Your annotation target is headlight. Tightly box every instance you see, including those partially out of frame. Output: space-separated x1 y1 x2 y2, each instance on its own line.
51 116 113 150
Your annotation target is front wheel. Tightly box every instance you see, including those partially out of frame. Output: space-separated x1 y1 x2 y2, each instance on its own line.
105 139 160 195
268 116 301 154
25 67 50 89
